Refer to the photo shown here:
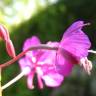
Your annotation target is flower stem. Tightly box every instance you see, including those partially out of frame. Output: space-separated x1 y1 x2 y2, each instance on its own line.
1 67 31 90
0 44 58 68
1 72 24 90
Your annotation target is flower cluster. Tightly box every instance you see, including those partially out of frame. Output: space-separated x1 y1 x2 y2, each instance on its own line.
18 21 93 89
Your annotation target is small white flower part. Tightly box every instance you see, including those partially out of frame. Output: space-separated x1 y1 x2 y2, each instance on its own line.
80 57 92 75
88 50 96 54
32 57 36 63
36 67 43 76
22 66 31 75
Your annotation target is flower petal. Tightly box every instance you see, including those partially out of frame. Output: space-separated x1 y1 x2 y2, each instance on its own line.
37 42 58 76
60 21 91 60
56 49 75 76
42 72 64 87
27 73 34 89
56 21 91 76
18 57 33 74
36 42 64 87
38 41 59 64
23 36 41 57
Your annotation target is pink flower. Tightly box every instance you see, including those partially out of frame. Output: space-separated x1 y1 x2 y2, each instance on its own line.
56 21 92 75
19 36 63 89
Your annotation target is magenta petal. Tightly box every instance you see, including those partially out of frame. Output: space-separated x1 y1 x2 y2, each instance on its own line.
23 36 41 50
56 49 75 76
37 42 64 87
18 57 33 74
60 21 91 59
56 62 73 76
63 21 84 38
27 73 34 89
46 41 59 47
37 74 43 89
38 41 59 63
19 57 35 89
56 21 91 76
42 72 64 87
38 49 57 75
23 36 41 57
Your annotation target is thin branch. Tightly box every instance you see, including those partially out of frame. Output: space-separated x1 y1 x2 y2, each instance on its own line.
1 67 31 90
2 71 24 90
0 44 58 68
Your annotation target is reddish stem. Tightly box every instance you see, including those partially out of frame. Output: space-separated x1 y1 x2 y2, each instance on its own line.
0 44 58 68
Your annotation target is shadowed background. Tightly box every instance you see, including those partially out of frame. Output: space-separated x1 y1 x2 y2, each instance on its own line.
0 0 96 96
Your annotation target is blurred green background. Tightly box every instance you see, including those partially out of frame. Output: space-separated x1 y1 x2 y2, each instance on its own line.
0 0 96 96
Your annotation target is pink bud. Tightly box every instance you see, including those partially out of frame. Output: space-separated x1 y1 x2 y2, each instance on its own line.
0 24 9 41
6 39 16 58
0 24 16 58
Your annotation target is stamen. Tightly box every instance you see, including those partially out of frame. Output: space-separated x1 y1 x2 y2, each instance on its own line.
79 57 92 75
83 23 91 26
88 50 96 54
32 57 36 63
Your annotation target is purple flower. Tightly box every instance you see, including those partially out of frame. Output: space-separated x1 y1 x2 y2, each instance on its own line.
19 36 63 89
56 21 92 75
